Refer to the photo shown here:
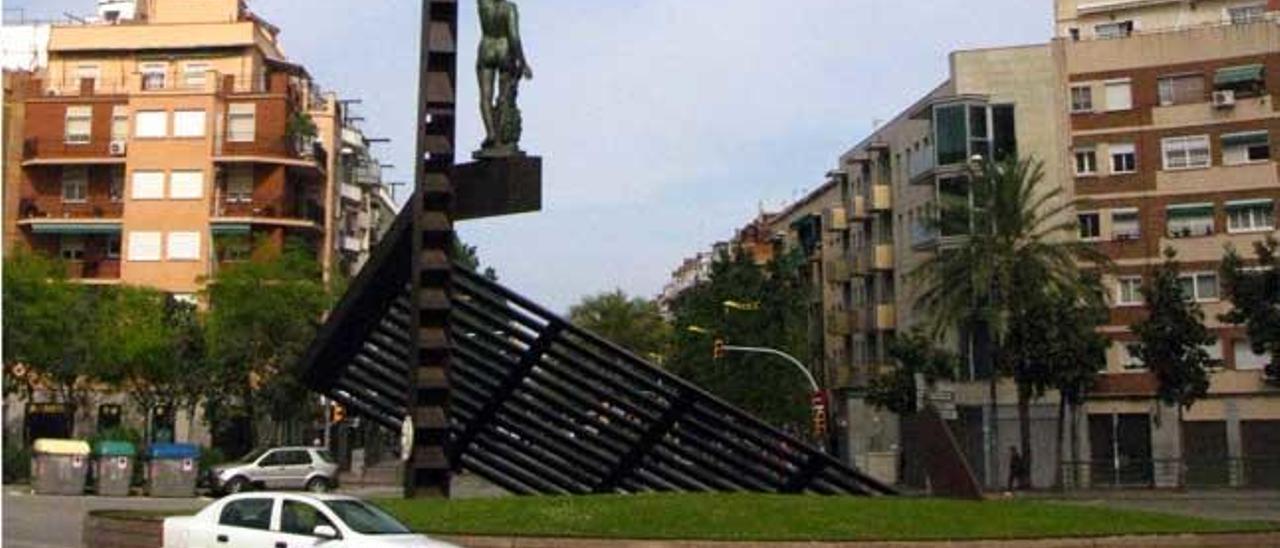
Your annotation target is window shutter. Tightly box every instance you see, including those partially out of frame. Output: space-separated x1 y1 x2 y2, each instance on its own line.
127 232 162 262
173 110 206 137
135 111 167 137
169 170 204 199
1105 81 1132 111
167 231 201 261
131 171 165 199
228 103 256 142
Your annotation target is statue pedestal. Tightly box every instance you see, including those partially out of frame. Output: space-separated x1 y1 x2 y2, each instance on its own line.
473 145 524 160
454 155 542 221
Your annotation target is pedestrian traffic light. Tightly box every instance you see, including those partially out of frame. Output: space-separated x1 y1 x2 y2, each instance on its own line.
713 338 726 360
330 403 347 424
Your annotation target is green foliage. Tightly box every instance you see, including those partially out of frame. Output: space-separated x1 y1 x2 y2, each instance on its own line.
286 111 318 141
375 494 1275 541
1007 275 1110 404
667 247 812 432
865 329 958 415
3 432 31 483
569 290 671 361
1220 236 1280 385
1131 248 1213 411
203 240 332 444
453 237 498 281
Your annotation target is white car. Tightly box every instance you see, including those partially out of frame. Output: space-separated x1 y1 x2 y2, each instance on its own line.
163 492 459 548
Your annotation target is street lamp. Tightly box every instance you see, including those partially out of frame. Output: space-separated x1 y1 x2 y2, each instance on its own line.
722 300 761 311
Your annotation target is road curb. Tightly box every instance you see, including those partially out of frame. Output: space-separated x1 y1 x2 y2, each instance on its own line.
437 532 1280 548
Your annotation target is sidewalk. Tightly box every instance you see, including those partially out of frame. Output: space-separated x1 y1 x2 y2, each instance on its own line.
1019 489 1280 522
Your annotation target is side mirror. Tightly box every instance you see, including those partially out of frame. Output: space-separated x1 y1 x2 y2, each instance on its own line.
313 524 340 540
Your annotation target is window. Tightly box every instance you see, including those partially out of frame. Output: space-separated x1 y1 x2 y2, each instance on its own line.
227 103 256 142
321 500 412 535
1110 143 1136 174
1117 277 1143 306
1075 148 1097 175
934 104 968 165
1221 131 1270 165
226 165 253 202
171 293 198 305
1070 85 1093 113
1226 199 1274 233
1228 4 1266 24
991 105 1016 161
181 62 210 89
169 170 204 199
172 110 206 138
61 167 88 203
135 111 167 138
1178 272 1219 302
1078 212 1101 240
1166 203 1215 238
65 106 92 144
1120 343 1145 370
167 232 200 261
1162 135 1211 170
1111 208 1141 240
60 236 85 261
74 64 100 85
1157 74 1205 106
1214 64 1265 97
127 232 162 262
110 106 129 142
131 171 165 200
139 62 167 90
1104 80 1133 111
219 498 273 530
1202 339 1224 368
1234 339 1269 370
1096 20 1134 39
106 235 121 259
109 167 124 202
281 500 336 536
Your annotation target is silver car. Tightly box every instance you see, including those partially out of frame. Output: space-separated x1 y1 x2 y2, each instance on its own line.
208 446 339 495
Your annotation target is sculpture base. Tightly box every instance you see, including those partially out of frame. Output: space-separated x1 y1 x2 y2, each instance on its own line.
473 145 525 160
454 155 542 221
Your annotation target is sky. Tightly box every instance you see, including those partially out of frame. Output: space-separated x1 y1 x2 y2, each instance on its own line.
9 0 1051 313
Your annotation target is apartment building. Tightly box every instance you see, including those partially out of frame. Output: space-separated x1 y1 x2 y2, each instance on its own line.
2 0 396 442
1056 0 1280 489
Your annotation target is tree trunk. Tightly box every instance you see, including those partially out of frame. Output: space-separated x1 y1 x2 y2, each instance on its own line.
988 371 999 489
1054 393 1066 490
1070 401 1080 488
1017 382 1032 489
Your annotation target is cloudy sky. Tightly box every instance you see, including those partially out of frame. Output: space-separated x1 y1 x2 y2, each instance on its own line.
10 0 1050 312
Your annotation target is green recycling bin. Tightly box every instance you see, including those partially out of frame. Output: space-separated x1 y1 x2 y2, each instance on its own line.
94 441 136 497
32 439 90 496
145 443 199 498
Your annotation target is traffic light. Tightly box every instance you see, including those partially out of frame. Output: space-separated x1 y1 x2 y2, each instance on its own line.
330 403 347 424
713 338 726 360
810 391 829 436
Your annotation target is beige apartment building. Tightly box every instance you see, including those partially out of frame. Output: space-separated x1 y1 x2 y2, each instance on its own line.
3 0 395 443
752 0 1280 489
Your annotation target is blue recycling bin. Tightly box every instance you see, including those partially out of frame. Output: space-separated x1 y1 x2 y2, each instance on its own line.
145 443 200 498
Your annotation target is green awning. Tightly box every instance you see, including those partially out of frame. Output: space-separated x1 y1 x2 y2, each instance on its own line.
1226 199 1274 209
211 224 251 235
29 223 121 235
1221 131 1269 148
1166 203 1214 218
1215 64 1264 86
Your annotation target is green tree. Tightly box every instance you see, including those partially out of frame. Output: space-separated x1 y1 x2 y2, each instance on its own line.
454 237 497 281
1130 247 1213 468
1220 236 1280 385
202 240 332 447
910 155 1107 487
865 329 958 416
2 249 98 424
569 290 671 362
668 247 812 434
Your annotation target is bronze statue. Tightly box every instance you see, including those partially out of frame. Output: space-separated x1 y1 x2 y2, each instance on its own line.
476 0 532 158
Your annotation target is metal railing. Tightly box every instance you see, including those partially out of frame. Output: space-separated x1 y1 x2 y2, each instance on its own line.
19 198 123 220
1068 11 1280 43
23 137 123 160
1061 457 1280 490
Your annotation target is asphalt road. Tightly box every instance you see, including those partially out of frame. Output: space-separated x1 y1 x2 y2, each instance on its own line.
3 486 207 548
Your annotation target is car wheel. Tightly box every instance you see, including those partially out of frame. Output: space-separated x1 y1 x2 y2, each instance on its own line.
224 477 249 495
306 477 330 493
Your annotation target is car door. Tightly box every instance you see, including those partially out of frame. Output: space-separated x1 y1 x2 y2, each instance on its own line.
210 496 277 547
256 450 289 489
281 450 313 489
272 498 346 548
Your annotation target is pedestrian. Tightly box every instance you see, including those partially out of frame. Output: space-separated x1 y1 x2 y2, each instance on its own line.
1007 446 1025 492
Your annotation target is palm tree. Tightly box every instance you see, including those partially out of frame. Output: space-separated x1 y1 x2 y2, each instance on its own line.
910 154 1108 489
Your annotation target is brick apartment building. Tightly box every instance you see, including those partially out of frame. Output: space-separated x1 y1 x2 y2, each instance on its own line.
2 0 396 443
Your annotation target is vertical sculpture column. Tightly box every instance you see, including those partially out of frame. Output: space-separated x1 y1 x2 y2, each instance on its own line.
408 0 458 499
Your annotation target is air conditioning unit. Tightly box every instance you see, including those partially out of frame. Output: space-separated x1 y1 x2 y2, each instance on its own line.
108 140 127 156
1212 90 1236 109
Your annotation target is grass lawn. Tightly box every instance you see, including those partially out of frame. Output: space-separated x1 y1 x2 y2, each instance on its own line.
376 493 1278 542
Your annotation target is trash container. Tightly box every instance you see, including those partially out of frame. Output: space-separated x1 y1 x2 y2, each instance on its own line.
32 439 90 496
146 443 200 498
94 441 136 497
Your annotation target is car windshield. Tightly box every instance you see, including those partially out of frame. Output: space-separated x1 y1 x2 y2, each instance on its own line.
314 449 336 464
237 448 269 464
323 500 412 535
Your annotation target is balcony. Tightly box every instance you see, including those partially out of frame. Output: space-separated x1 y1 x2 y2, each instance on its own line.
66 259 122 282
213 198 325 230
874 305 897 331
826 311 851 336
340 183 363 203
22 137 127 166
18 197 123 222
871 185 892 211
216 136 328 171
341 235 364 253
826 258 852 282
873 244 895 271
908 145 936 182
848 195 868 220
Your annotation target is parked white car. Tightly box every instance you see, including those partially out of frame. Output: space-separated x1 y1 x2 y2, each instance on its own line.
163 492 459 548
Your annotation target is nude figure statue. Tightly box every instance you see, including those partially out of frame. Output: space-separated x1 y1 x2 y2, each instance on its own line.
476 0 532 157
